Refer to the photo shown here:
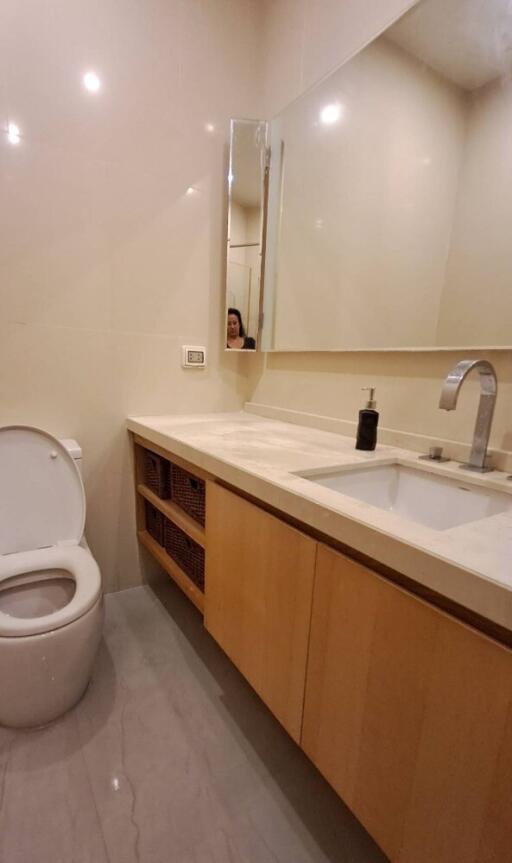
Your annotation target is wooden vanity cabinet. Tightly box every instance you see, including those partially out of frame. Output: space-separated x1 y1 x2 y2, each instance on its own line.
132 437 512 863
204 482 317 742
302 543 512 863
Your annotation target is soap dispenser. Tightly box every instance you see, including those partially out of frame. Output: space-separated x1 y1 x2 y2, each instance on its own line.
355 387 379 451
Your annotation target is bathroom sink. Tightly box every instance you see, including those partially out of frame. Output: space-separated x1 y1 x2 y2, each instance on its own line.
299 462 512 530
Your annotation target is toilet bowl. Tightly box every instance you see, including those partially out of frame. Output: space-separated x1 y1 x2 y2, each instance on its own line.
0 426 103 728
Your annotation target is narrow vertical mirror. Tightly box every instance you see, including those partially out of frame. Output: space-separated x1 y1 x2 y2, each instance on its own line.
225 119 268 351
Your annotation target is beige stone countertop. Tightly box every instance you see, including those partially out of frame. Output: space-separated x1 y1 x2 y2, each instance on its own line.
127 411 512 632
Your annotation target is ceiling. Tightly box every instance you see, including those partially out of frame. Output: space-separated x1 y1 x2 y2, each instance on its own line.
387 0 512 91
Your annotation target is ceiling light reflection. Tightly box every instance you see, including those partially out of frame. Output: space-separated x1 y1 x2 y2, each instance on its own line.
83 71 101 92
6 122 21 145
320 103 343 125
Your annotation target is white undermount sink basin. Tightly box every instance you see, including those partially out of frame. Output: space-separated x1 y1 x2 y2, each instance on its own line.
300 462 512 531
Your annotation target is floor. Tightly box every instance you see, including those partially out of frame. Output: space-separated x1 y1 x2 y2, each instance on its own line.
0 577 388 863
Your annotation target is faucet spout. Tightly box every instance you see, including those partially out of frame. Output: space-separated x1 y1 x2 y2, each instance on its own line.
439 359 497 472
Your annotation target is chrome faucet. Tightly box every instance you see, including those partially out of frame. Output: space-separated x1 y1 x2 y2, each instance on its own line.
439 359 497 473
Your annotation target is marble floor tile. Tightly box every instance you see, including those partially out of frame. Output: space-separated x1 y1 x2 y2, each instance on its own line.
0 579 388 863
75 669 232 863
0 711 109 863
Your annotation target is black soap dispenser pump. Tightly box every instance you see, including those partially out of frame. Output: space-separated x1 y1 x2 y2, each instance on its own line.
355 387 379 451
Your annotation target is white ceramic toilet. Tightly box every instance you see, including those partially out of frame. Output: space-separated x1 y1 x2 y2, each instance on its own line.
0 426 103 728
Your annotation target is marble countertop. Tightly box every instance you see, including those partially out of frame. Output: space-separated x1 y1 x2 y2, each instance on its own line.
127 411 512 631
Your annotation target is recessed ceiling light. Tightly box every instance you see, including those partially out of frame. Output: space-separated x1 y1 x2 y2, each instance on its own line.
83 71 101 93
320 103 343 125
205 123 215 133
6 122 21 145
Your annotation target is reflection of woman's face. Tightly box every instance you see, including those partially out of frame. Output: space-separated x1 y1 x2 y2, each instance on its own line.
227 314 240 339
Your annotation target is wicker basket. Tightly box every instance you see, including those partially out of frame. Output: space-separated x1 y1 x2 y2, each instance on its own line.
143 449 171 499
145 501 164 545
164 519 205 591
170 463 205 526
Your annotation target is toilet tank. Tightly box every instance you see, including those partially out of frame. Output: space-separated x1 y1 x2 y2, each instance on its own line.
59 438 82 475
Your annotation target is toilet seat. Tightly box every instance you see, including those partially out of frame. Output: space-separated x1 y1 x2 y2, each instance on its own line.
0 545 101 637
0 425 100 638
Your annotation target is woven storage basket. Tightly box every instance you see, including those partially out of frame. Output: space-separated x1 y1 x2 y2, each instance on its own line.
170 463 205 526
145 500 164 545
143 449 171 499
164 519 205 591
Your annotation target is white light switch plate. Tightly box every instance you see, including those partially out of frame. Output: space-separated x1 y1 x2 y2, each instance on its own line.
182 345 207 368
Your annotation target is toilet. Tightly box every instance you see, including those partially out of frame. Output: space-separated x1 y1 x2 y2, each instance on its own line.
0 426 103 728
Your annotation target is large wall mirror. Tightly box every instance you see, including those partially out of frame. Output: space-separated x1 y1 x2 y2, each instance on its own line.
225 119 268 351
260 0 512 351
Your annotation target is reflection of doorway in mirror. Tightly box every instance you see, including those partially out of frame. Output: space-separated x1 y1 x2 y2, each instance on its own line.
227 261 251 331
227 200 261 339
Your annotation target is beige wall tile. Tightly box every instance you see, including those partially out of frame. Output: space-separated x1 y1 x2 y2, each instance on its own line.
262 0 305 117
0 0 261 591
247 349 512 457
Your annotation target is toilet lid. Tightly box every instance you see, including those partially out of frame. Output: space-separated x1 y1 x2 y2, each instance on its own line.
0 426 86 555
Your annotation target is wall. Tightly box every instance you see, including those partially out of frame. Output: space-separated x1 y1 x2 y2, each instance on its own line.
438 76 512 346
0 0 261 591
250 0 512 466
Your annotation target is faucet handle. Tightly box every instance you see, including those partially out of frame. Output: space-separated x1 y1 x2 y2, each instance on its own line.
429 446 443 460
419 445 448 463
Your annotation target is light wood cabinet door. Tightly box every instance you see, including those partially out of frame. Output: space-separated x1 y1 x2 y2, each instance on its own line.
205 482 317 742
303 543 512 863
